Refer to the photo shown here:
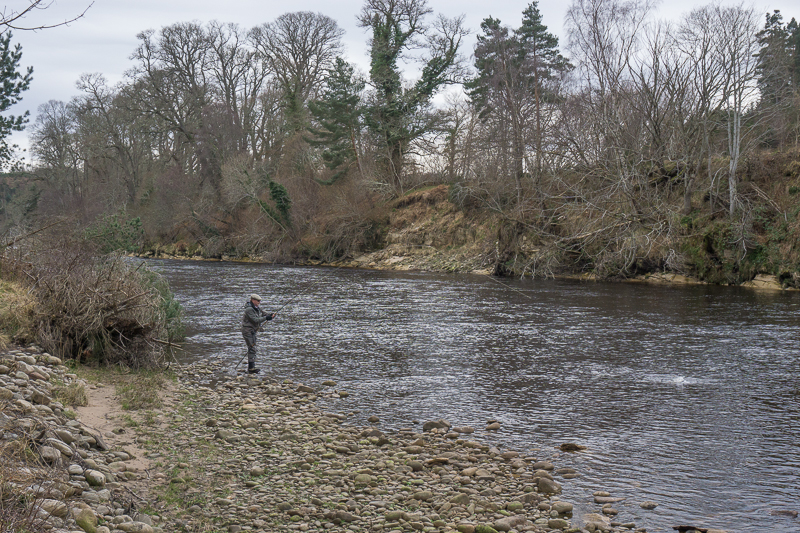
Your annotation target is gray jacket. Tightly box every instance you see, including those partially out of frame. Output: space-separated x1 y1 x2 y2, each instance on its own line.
242 301 273 333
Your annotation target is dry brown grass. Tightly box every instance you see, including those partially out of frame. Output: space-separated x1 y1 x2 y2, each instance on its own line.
0 279 36 349
51 380 89 408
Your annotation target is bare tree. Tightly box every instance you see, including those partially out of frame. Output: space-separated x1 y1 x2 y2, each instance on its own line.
29 99 83 199
126 23 214 184
713 3 761 218
674 5 727 214
565 0 657 168
75 74 156 205
0 1 92 33
206 21 270 156
249 12 343 132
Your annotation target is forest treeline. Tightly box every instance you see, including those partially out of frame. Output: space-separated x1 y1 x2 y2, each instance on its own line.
2 0 800 284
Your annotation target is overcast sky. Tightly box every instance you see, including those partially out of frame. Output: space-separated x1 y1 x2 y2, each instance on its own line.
5 0 797 157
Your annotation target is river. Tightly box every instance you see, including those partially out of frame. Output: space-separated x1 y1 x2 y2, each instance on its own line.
146 259 800 533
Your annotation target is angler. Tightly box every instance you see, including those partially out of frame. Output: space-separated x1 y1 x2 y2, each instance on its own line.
241 293 276 374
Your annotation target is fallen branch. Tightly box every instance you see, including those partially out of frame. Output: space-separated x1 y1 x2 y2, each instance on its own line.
3 220 65 248
151 338 184 351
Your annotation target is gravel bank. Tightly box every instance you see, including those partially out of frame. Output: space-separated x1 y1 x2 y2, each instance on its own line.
0 347 666 533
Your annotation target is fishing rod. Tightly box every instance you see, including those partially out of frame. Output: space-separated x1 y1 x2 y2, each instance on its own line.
272 269 336 315
483 272 535 301
234 263 348 373
483 273 551 340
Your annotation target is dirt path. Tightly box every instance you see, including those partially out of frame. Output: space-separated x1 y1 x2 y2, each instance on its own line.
74 383 157 474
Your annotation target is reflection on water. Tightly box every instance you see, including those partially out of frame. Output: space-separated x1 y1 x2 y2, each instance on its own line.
147 259 800 533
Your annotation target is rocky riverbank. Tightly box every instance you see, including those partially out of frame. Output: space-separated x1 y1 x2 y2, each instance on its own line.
3 346 724 533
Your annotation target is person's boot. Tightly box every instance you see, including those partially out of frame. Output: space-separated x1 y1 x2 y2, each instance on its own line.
247 361 260 374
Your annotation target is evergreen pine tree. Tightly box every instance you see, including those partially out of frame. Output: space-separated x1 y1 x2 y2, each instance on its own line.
466 3 569 182
306 58 365 184
517 2 570 173
517 2 570 94
0 32 33 166
755 10 795 105
464 17 512 116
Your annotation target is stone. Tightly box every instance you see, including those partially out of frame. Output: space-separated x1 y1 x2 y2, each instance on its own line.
107 461 127 472
133 513 153 526
30 390 50 405
640 501 658 510
39 499 68 518
475 469 495 482
116 522 154 533
422 419 451 431
450 493 471 506
214 429 234 440
85 470 106 487
76 508 98 533
408 460 424 472
334 510 356 522
551 501 573 514
537 477 562 494
46 438 73 457
517 492 541 505
559 442 586 452
493 515 527 532
457 524 476 533
54 429 76 443
486 422 501 430
547 518 570 529
595 496 624 504
39 446 62 463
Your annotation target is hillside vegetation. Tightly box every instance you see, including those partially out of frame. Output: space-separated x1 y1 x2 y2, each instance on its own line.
0 1 798 286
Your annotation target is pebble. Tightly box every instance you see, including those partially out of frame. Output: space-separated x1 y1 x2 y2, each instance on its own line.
1 346 739 533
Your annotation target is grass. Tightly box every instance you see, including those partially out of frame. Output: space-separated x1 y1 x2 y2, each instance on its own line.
51 380 89 407
73 364 173 411
0 278 35 348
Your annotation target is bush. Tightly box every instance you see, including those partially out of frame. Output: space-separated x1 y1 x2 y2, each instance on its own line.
2 235 184 368
84 213 144 253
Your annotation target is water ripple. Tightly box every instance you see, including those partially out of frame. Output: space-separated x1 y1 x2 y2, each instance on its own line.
147 260 800 533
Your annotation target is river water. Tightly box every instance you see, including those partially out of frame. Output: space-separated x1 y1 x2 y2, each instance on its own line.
145 259 800 533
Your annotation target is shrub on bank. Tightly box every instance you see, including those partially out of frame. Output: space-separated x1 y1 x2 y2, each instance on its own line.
1 234 184 368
